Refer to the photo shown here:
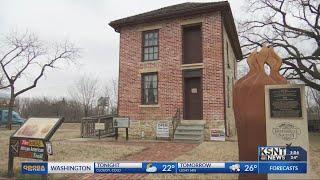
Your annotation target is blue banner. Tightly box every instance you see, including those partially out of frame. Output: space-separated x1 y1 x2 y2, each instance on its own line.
259 162 307 174
21 161 307 174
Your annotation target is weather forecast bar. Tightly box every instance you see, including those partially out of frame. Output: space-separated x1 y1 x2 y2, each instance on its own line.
21 161 307 174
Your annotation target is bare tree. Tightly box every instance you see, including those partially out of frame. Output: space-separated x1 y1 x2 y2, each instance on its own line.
18 97 84 122
0 31 79 129
104 77 118 114
239 0 320 90
310 88 320 112
70 75 99 117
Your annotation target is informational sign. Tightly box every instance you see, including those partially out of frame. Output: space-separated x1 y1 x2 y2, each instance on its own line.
156 121 169 138
8 117 64 177
265 84 309 179
9 138 47 159
113 117 130 128
95 123 105 130
19 139 45 159
269 88 302 118
9 139 19 156
210 129 225 141
13 118 60 139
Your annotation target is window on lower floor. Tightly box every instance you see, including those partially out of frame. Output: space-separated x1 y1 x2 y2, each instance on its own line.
227 76 230 108
142 73 158 104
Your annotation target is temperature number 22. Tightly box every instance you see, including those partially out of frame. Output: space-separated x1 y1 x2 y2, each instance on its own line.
162 165 175 172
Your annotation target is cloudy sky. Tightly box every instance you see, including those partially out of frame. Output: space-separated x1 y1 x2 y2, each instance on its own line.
0 0 245 98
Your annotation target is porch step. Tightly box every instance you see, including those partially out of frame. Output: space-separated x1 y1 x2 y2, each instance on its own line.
174 135 204 143
174 120 205 143
174 131 203 136
180 120 206 126
176 125 203 131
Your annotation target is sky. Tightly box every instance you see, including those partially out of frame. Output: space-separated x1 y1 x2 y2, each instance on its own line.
0 0 245 98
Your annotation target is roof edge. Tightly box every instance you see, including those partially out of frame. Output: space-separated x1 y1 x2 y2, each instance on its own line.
108 1 242 59
109 2 229 31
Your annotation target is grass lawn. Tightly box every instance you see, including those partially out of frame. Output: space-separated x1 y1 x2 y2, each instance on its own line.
0 123 145 179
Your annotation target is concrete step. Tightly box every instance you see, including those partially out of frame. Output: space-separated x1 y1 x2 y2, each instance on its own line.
174 139 203 144
174 131 203 136
176 125 204 131
174 133 202 139
173 135 204 143
173 121 205 143
180 120 206 126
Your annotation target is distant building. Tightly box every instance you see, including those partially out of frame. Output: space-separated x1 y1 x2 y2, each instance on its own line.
109 1 242 141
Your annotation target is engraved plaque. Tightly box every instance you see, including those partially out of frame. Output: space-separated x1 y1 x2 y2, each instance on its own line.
269 88 302 118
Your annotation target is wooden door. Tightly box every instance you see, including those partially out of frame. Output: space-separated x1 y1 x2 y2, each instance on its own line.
184 77 202 120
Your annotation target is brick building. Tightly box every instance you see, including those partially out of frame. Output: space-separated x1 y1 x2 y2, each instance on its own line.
109 1 242 141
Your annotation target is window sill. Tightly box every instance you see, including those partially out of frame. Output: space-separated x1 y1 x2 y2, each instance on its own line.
141 60 159 63
139 104 160 108
181 63 204 70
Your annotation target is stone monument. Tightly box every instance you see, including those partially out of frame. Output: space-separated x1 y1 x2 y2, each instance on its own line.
265 84 310 179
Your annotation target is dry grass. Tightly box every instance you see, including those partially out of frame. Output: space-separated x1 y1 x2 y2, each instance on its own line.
0 123 145 179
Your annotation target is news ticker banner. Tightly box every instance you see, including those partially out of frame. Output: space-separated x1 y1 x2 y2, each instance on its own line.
21 146 307 175
21 161 307 175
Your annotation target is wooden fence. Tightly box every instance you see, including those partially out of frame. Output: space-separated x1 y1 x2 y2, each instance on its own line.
81 115 115 138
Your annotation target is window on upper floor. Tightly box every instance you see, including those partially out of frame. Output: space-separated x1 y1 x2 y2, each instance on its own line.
142 30 159 61
183 24 202 64
141 73 158 104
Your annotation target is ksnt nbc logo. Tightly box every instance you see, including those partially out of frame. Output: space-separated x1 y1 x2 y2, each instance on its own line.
259 146 287 161
21 162 48 174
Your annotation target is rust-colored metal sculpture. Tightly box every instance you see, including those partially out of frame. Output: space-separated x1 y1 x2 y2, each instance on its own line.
233 46 287 179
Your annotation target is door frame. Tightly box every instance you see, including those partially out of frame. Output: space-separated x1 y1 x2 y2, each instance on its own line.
182 69 203 120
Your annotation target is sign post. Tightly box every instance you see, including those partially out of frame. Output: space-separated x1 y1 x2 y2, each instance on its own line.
113 117 130 140
95 123 105 139
7 117 64 178
265 84 309 179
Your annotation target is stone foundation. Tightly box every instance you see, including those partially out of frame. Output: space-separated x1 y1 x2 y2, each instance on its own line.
118 119 237 141
117 119 173 140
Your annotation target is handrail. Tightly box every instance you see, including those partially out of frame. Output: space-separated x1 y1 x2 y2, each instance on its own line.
172 108 181 138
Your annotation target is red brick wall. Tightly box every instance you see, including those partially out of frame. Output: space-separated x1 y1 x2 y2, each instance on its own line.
118 12 225 123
